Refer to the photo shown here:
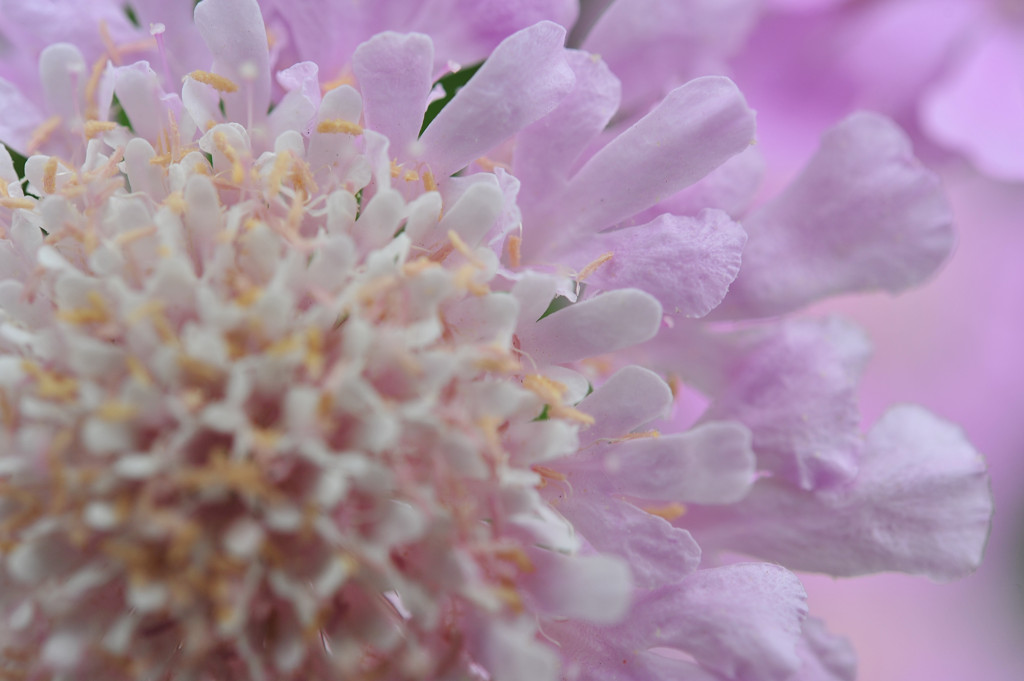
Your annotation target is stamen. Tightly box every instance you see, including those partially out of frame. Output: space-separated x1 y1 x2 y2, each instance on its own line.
99 20 123 65
316 119 364 135
447 230 485 268
0 198 34 211
422 171 437 192
578 252 613 281
642 503 687 522
84 57 106 121
41 157 59 195
26 116 62 154
84 120 118 139
188 70 239 93
507 235 522 269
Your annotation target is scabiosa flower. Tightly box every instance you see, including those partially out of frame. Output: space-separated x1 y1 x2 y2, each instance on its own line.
0 1 994 680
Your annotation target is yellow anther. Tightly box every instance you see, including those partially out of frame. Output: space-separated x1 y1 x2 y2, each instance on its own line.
0 198 35 211
178 355 223 385
523 374 568 404
552 405 595 425
188 70 239 93
56 291 109 325
578 252 613 282
507 235 522 269
148 152 172 167
320 71 355 94
401 257 439 277
616 430 661 442
162 191 186 214
126 356 152 387
99 20 122 65
113 225 157 246
642 503 687 522
403 169 420 182
494 546 535 574
389 159 402 178
475 156 510 173
268 150 292 198
41 157 59 194
84 120 118 139
532 465 568 482
84 57 107 121
26 116 61 154
316 119 364 135
21 361 78 401
455 264 490 296
422 171 437 192
96 401 139 421
447 230 485 268
0 178 8 198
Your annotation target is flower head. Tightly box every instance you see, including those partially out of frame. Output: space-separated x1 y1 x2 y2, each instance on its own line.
0 1 994 680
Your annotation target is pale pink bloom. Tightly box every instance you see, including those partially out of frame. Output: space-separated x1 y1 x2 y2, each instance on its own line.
0 0 996 679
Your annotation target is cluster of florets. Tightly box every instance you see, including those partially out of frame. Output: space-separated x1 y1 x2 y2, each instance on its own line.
0 1 993 681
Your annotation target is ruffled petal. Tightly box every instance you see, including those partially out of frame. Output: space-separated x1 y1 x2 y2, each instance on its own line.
638 563 807 681
352 32 434 159
791 618 856 681
582 0 759 114
687 405 993 580
716 112 954 318
419 21 574 176
528 76 755 260
194 0 271 123
556 495 701 589
569 422 755 504
569 209 746 318
700 317 870 490
516 289 662 366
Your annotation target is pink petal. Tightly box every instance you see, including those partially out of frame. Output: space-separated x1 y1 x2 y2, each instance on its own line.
582 0 759 114
717 112 954 318
791 618 856 681
688 405 993 580
0 77 44 153
638 563 808 681
570 209 746 318
419 21 575 176
39 43 86 124
111 62 167 143
556 495 700 589
194 0 271 123
572 422 755 504
522 548 632 623
700 317 870 490
516 289 662 366
577 365 673 445
921 28 1024 181
514 49 621 213
352 32 434 159
529 76 755 260
417 0 580 68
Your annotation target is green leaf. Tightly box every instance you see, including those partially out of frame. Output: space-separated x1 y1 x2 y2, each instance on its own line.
537 294 573 321
123 4 141 28
419 61 484 137
2 144 28 182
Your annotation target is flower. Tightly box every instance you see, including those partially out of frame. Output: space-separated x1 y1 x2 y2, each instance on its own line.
0 1 994 680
